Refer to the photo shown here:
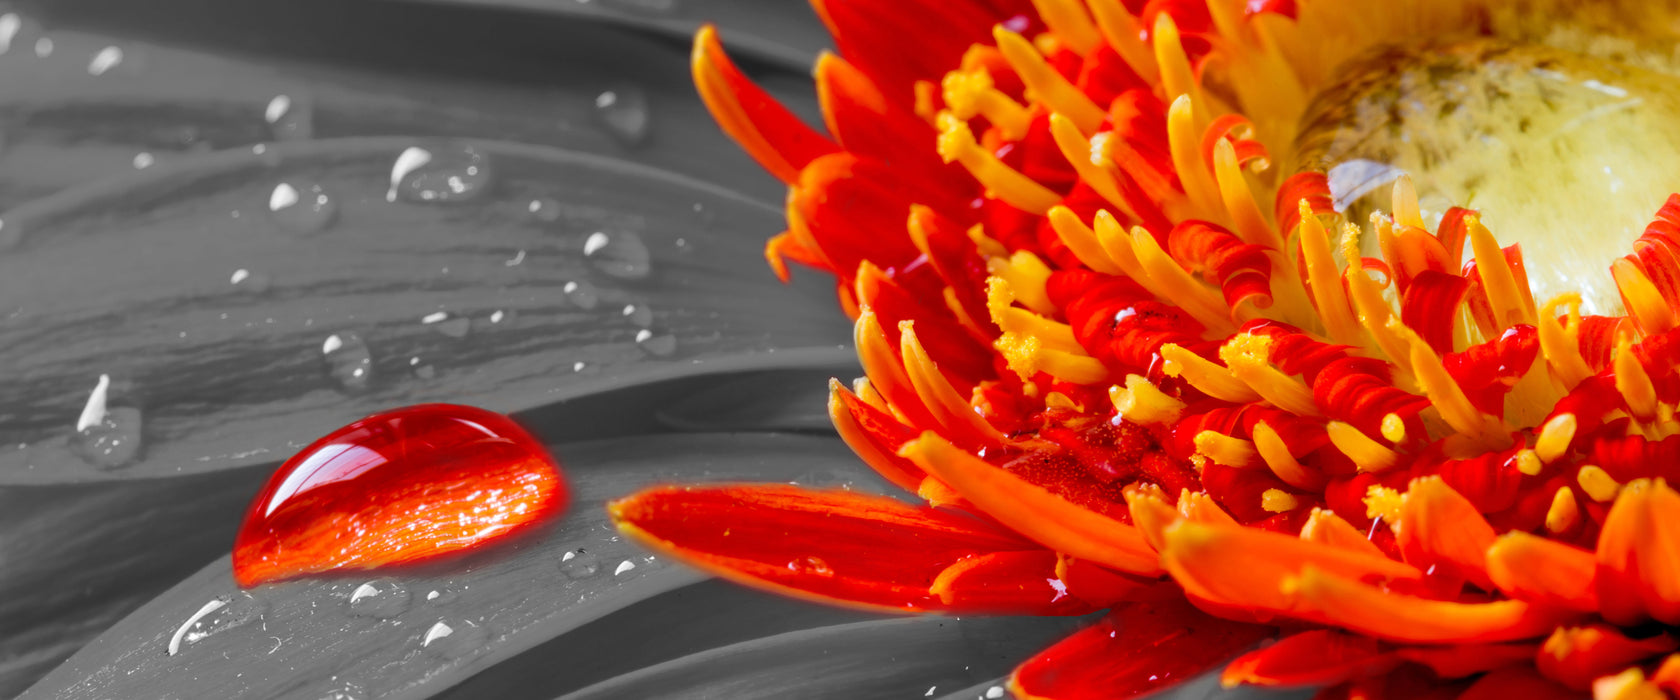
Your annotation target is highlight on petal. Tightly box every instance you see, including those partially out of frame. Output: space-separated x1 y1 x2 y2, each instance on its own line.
1285 566 1580 644
928 549 1100 615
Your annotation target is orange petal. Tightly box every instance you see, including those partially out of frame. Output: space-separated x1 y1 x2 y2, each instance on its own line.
828 379 927 493
1288 565 1581 644
610 484 1030 614
1221 630 1396 688
1538 625 1678 691
1394 641 1538 678
692 26 838 183
1596 479 1680 626
1160 519 1420 619
1487 531 1599 613
1396 476 1497 591
899 432 1163 575
1012 591 1274 700
929 550 1099 615
1300 508 1389 560
1057 554 1152 608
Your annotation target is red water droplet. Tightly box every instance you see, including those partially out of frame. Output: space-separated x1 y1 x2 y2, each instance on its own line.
233 404 566 587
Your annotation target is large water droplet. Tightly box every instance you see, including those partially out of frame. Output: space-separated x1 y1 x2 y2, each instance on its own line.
562 280 600 310
231 404 568 587
86 45 122 76
269 181 338 235
582 230 651 280
594 86 651 147
0 14 24 55
265 94 314 141
167 592 268 655
634 328 677 357
559 549 600 579
420 619 489 659
787 555 834 577
70 374 143 469
346 578 411 618
387 144 495 204
321 332 374 393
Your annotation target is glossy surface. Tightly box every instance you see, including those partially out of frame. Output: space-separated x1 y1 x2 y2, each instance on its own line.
232 404 565 587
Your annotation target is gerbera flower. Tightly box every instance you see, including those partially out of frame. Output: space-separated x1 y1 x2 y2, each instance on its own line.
610 0 1680 696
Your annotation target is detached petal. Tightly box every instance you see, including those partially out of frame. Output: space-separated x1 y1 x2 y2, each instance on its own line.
611 484 1030 613
1011 592 1274 699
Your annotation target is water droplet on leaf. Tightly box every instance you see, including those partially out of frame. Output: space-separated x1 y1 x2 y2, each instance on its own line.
634 328 677 357
559 549 600 579
230 268 271 293
231 404 568 587
167 592 268 655
582 230 651 280
594 86 651 146
265 94 314 141
527 198 561 223
321 332 374 393
420 619 488 659
562 280 599 310
87 45 122 75
70 374 143 469
269 181 338 235
621 303 653 327
387 144 494 204
346 578 411 618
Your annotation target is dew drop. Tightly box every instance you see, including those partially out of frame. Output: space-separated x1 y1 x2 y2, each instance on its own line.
346 578 411 618
387 143 494 204
424 588 459 605
594 86 651 146
421 619 488 659
621 303 653 327
559 549 601 579
33 36 51 58
613 559 637 576
321 332 374 393
582 230 651 280
230 268 272 293
421 312 471 339
527 198 561 223
167 592 268 655
269 181 338 235
132 152 155 169
264 94 314 141
562 280 600 310
786 555 834 577
69 374 143 469
315 682 366 700
634 328 677 357
87 45 122 75
409 356 437 380
0 14 22 55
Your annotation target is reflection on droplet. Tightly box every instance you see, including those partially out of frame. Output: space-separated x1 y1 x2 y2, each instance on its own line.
132 152 155 169
409 356 436 380
421 311 471 339
346 579 411 619
167 592 268 655
527 198 561 223
787 555 834 577
321 332 374 393
594 86 651 146
387 144 494 204
424 587 459 605
562 280 600 310
621 303 653 327
582 230 651 280
0 14 21 55
264 94 314 141
70 374 143 469
635 328 677 357
613 560 637 576
87 45 122 75
559 549 600 579
230 268 272 293
421 619 488 659
269 181 338 235
315 682 366 700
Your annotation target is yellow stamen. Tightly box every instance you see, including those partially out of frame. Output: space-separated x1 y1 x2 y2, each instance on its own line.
1159 343 1261 404
993 26 1107 134
1397 318 1505 443
1151 14 1199 113
1545 486 1579 534
855 308 933 427
1166 95 1221 216
1380 413 1406 443
1044 391 1080 411
1047 205 1124 275
900 322 1009 449
1083 0 1158 81
1577 465 1621 502
1538 293 1596 390
1342 225 1413 366
1219 333 1321 417
1364 485 1404 523
936 112 1062 214
1195 430 1258 467
1212 138 1280 250
1261 489 1300 513
1130 225 1238 333
1028 0 1102 56
1593 667 1665 700
940 69 1032 142
1328 421 1400 473
1613 338 1658 420
997 331 1110 385
987 251 1059 316
1252 421 1326 490
1091 209 1154 282
966 223 1010 259
1109 374 1186 425
1536 412 1577 464
1047 116 1136 220
1514 449 1542 476
1467 215 1535 329
852 376 889 412
1612 258 1678 335
1297 201 1362 345
986 277 1084 354
1391 175 1424 229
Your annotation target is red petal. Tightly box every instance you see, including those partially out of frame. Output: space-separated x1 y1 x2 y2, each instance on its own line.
1011 591 1274 699
692 26 838 184
1221 630 1397 688
611 484 1033 613
1537 625 1678 691
828 379 927 493
1459 667 1581 700
929 550 1099 615
1596 479 1680 625
1393 642 1537 678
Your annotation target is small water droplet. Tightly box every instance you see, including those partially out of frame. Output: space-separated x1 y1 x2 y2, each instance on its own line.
132 152 155 169
562 280 600 310
33 36 52 58
269 181 338 235
230 268 271 293
346 579 411 618
613 560 637 576
786 555 834 577
424 587 460 605
315 682 366 700
421 312 471 339
387 144 494 204
527 198 561 223
571 361 588 373
0 14 23 55
582 231 651 280
70 374 142 469
87 45 122 75
635 328 677 357
560 549 600 579
321 332 374 393
621 303 653 327
421 619 488 659
265 94 314 141
168 592 268 655
594 85 651 146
